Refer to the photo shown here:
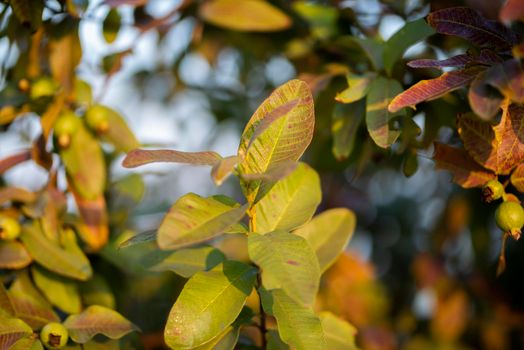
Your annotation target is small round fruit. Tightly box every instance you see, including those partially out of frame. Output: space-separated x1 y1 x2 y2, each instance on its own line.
0 216 21 240
482 179 504 202
85 104 111 134
18 78 30 92
54 111 81 148
30 77 57 99
40 322 69 349
495 201 524 239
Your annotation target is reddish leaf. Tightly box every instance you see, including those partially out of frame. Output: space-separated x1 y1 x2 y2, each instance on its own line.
0 241 32 269
433 143 495 188
427 7 518 50
511 163 524 193
0 151 31 175
483 60 524 103
122 149 222 168
458 103 524 174
407 49 502 69
0 188 36 206
73 191 109 252
468 71 504 120
500 0 524 23
104 0 148 7
388 66 484 113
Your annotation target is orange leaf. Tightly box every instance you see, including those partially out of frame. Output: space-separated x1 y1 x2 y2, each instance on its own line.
510 163 524 193
72 191 109 251
458 102 524 174
433 143 496 188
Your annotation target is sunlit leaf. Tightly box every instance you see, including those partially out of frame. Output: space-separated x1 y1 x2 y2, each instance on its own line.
253 163 321 234
433 143 496 188
9 271 60 329
199 0 292 32
383 17 435 75
511 163 524 193
9 336 43 350
64 305 138 343
164 261 256 349
20 222 92 281
426 7 518 50
264 289 325 350
211 156 239 186
294 208 356 272
158 193 248 250
191 326 240 350
366 76 404 148
72 192 109 251
238 79 314 202
0 240 32 269
249 231 320 306
49 26 82 93
31 265 81 314
458 104 524 174
319 312 359 350
148 246 226 278
500 0 524 23
0 187 37 206
122 149 222 168
388 66 484 113
332 100 365 161
335 73 375 104
0 316 33 349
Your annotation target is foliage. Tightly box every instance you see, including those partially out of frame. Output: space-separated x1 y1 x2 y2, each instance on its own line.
1 0 524 349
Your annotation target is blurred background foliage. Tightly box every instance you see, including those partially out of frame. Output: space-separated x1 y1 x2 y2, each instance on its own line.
1 0 524 349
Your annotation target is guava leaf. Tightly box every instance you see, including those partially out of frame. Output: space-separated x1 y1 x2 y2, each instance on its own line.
253 163 321 234
211 156 239 186
332 100 365 160
49 29 82 93
0 283 15 318
426 7 518 50
366 76 404 148
468 71 504 120
97 106 140 153
103 9 121 44
249 231 320 306
483 60 524 103
0 151 31 175
31 265 81 314
164 261 256 349
433 143 496 188
0 187 37 206
148 246 226 278
238 79 314 202
407 49 502 69
72 192 109 251
9 336 43 350
458 104 524 174
319 312 359 350
81 274 116 310
264 289 325 350
335 73 375 104
383 17 435 75
158 194 248 250
0 241 32 269
63 305 138 343
199 0 292 32
191 326 240 350
388 66 484 113
500 0 524 23
510 163 524 193
294 208 356 272
122 149 222 168
0 316 33 349
9 0 43 32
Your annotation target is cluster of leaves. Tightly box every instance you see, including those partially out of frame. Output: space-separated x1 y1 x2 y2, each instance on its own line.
122 79 359 350
0 0 144 348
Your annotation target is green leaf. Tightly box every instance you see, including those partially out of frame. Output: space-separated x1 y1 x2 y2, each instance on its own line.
335 73 375 104
122 149 222 168
103 9 121 44
366 76 404 148
20 222 92 281
31 265 82 314
0 316 33 349
148 246 226 278
0 283 15 318
10 0 43 32
383 18 435 75
81 274 116 309
164 261 257 349
9 271 60 329
191 326 240 350
63 305 138 344
199 0 292 32
319 312 359 350
294 208 356 272
0 240 32 269
248 231 320 306
292 2 338 39
265 290 325 350
253 163 321 234
158 193 248 250
238 79 314 202
331 100 365 161
60 123 106 199
10 336 44 350
267 329 290 350
118 230 156 248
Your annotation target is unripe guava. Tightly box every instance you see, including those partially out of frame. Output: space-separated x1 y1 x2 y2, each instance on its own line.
54 111 81 148
40 322 69 349
30 77 57 99
495 201 524 240
0 216 21 240
482 179 504 202
85 104 111 134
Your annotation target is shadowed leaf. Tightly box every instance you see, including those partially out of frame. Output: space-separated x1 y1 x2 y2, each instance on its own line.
408 49 502 69
468 71 504 120
383 17 435 75
511 163 524 193
483 60 524 103
199 0 291 32
249 231 320 306
0 316 33 349
0 284 15 318
73 192 109 251
164 261 256 349
158 194 248 250
427 7 518 50
31 265 81 314
0 241 32 269
388 66 484 113
332 100 365 160
319 312 359 350
367 76 404 148
123 149 222 168
64 305 138 343
119 230 157 248
458 104 524 174
148 246 226 278
433 143 496 188
294 208 356 272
